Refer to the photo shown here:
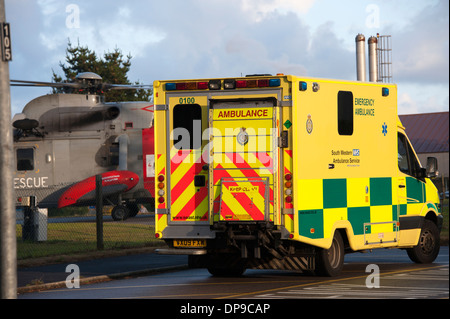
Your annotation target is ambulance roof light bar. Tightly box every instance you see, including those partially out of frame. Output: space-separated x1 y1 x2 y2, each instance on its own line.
165 77 281 91
165 81 209 91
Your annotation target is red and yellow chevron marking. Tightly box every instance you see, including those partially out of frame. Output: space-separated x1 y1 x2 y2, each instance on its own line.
212 151 274 222
170 149 209 222
220 177 267 221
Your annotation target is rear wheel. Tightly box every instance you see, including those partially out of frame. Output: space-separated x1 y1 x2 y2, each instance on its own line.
315 231 345 277
407 219 440 264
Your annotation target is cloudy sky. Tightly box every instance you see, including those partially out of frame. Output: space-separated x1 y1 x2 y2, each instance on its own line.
5 0 449 116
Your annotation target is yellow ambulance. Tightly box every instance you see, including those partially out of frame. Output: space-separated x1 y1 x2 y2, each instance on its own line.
153 74 442 276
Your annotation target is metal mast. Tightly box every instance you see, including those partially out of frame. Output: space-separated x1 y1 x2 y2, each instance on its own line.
377 34 393 83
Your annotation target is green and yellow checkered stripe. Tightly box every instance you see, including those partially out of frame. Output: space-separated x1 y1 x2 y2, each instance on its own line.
296 177 428 240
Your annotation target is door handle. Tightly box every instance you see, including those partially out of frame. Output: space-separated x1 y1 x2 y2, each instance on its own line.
399 185 406 188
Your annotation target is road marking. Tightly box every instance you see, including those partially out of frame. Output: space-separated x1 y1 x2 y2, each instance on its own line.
218 265 448 299
252 283 449 299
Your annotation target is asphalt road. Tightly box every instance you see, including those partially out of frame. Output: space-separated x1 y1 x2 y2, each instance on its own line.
18 246 448 300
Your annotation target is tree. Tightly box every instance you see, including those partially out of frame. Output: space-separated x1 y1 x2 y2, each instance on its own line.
52 40 151 102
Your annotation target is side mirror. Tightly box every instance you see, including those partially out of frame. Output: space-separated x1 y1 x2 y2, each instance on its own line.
426 157 438 178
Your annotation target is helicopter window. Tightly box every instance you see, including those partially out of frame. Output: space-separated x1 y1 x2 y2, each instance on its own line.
16 148 34 171
173 104 202 150
109 143 120 166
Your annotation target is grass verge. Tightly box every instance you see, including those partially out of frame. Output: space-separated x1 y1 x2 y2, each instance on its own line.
17 200 448 266
17 221 165 261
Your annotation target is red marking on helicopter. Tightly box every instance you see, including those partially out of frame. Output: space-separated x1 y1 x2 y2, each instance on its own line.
58 170 139 208
141 105 154 112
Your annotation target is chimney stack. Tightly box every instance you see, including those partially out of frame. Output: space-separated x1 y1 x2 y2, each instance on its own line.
355 34 366 81
368 36 378 82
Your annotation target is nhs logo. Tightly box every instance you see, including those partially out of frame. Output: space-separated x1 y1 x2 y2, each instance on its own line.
353 149 360 156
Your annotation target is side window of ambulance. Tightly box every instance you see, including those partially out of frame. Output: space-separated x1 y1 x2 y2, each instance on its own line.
173 104 202 150
398 133 422 178
397 134 409 174
16 148 34 171
337 91 354 135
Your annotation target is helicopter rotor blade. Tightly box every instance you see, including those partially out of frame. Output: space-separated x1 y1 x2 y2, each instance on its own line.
101 84 153 91
10 79 82 88
11 75 152 92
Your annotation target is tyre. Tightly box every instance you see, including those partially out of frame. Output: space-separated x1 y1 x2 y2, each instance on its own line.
407 219 440 264
111 205 129 221
315 231 345 277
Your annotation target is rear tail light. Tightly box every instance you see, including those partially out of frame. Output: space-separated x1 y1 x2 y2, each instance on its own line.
158 175 165 203
285 174 293 204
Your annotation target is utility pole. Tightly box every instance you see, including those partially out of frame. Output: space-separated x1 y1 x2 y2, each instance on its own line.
0 0 17 299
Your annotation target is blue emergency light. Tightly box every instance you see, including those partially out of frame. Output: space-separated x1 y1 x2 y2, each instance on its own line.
299 81 307 91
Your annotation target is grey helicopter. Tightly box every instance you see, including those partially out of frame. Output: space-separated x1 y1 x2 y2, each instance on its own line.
11 72 155 221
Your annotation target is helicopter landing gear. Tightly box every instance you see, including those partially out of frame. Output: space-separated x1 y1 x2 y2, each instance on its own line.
110 201 140 221
111 204 129 221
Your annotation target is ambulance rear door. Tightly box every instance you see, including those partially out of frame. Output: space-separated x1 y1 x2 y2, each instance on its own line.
167 95 209 224
209 96 280 224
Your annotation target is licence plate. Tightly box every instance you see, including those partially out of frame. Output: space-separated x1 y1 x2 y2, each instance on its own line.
173 239 206 248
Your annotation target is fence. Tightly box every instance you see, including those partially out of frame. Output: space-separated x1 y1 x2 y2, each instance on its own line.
16 176 161 261
15 176 449 261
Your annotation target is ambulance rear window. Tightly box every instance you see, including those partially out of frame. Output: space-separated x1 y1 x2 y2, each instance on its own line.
173 104 202 149
337 91 354 135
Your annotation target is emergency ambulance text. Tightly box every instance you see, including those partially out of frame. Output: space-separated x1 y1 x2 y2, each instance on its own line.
355 97 375 106
355 108 375 116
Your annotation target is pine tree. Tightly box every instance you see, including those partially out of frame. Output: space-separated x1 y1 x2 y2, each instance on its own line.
52 40 151 102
